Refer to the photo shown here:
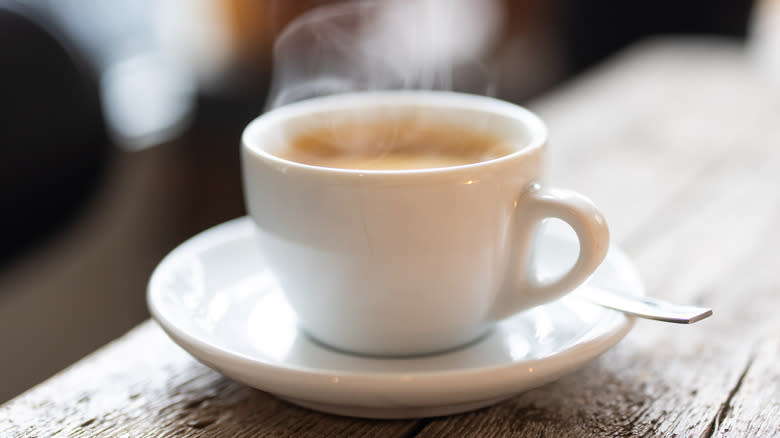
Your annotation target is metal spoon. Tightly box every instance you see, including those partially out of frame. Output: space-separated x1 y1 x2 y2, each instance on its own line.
575 286 712 324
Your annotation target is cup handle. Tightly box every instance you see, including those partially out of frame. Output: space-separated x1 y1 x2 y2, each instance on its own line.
489 184 610 320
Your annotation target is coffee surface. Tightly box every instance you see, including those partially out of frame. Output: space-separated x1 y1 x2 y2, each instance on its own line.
277 118 514 170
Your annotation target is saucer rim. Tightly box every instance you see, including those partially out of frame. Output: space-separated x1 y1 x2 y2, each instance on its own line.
148 217 639 403
146 216 636 383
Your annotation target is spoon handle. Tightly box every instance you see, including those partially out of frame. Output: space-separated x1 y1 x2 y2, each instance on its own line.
576 286 713 324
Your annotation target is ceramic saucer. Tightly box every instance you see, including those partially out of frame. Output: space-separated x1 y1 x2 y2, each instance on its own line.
148 217 643 419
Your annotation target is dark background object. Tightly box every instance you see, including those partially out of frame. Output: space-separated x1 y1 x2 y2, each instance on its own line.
0 4 108 267
561 0 754 74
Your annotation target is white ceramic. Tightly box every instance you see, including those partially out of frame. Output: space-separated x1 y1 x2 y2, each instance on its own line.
241 91 610 356
148 217 642 419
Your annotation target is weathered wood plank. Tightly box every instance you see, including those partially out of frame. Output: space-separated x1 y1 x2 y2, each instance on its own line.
416 39 780 437
713 336 780 438
0 323 420 438
542 42 780 247
415 342 754 437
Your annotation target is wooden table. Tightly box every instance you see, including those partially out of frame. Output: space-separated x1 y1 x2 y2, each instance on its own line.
2 39 779 437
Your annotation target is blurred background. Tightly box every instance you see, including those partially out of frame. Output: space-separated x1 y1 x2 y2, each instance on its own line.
0 0 769 402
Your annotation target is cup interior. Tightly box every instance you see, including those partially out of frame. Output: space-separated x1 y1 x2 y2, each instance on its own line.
242 91 546 170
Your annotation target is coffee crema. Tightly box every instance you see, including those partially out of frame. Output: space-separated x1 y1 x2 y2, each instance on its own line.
276 118 515 170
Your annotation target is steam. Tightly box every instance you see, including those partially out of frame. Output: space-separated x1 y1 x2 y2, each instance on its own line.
266 0 503 110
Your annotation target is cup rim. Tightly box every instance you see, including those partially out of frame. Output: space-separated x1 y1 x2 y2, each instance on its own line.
241 90 547 176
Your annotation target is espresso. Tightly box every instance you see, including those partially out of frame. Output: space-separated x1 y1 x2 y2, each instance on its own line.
277 118 515 170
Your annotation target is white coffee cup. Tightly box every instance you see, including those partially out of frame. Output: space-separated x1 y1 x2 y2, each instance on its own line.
241 91 609 356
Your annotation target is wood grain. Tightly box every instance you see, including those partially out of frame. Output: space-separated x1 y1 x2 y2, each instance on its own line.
0 323 420 438
715 336 780 437
2 38 780 437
